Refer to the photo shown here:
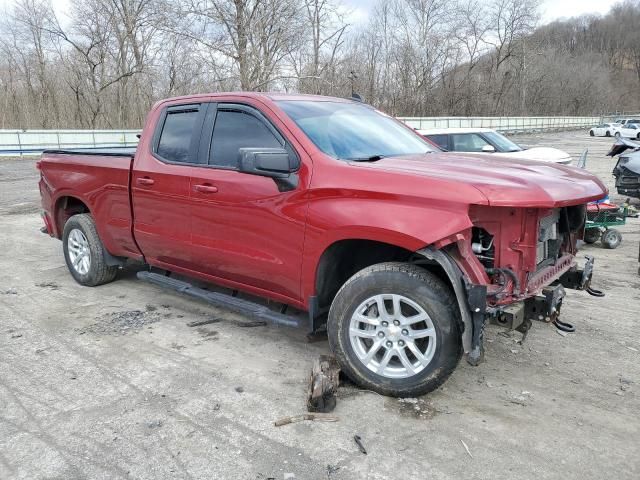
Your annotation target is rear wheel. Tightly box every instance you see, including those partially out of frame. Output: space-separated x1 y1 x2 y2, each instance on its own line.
63 213 118 286
327 262 462 397
615 132 621 137
601 229 622 249
589 130 595 137
583 228 601 244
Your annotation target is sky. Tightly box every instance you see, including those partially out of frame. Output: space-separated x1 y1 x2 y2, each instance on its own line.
341 0 627 25
0 0 627 26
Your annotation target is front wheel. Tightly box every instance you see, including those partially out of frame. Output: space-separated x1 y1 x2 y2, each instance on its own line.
327 262 462 397
605 130 611 137
615 132 621 137
590 130 595 137
63 213 118 286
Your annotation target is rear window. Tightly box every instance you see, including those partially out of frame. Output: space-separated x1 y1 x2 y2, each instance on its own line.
425 134 448 150
156 106 200 163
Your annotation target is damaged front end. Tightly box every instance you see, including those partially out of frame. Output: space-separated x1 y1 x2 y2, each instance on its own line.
417 204 603 366
608 136 640 199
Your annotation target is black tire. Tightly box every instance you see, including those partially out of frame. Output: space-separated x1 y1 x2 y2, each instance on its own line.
636 133 640 140
327 262 462 397
583 228 601 244
601 228 622 249
589 130 595 137
615 132 621 137
605 130 611 137
62 213 118 286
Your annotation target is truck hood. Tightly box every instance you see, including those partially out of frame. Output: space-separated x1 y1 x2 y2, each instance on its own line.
352 153 607 207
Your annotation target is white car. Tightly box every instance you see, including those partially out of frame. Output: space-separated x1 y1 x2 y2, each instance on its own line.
615 123 640 140
589 123 621 137
615 118 640 127
417 127 572 164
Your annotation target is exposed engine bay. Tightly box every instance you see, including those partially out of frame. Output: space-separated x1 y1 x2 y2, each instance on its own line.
454 203 598 365
468 204 586 307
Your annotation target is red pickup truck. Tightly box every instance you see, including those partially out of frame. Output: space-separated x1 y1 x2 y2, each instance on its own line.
38 93 607 397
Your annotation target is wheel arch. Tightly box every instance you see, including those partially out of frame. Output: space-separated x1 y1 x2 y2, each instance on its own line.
307 236 464 339
54 194 91 238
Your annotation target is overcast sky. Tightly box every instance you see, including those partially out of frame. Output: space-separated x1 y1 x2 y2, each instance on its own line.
341 0 625 25
0 0 627 25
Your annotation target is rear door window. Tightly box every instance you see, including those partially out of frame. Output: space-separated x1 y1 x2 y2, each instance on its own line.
156 105 203 164
209 108 283 168
425 134 448 150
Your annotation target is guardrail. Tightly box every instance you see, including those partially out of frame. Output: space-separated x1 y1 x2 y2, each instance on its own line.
0 117 604 156
0 129 140 156
398 116 601 133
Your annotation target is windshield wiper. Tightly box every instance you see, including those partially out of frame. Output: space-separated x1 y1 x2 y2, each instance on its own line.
346 154 386 162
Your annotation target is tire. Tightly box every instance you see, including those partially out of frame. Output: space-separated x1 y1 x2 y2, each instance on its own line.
589 130 595 137
605 130 611 137
636 133 640 140
327 262 462 397
615 132 621 137
583 228 601 244
601 228 622 249
62 213 118 286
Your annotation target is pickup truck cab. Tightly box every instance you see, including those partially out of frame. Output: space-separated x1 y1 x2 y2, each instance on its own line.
38 93 607 397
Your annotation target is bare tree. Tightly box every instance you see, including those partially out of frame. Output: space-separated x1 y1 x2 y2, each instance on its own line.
0 0 639 129
178 0 305 90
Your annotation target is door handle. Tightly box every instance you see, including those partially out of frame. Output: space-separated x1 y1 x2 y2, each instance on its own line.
193 184 218 193
136 177 155 186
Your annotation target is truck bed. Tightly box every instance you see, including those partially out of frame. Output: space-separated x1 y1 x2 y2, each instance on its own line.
39 148 141 260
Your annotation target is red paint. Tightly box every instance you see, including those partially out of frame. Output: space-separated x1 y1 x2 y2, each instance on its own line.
38 92 607 312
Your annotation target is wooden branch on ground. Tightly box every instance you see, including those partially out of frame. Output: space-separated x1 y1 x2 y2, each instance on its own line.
274 413 339 427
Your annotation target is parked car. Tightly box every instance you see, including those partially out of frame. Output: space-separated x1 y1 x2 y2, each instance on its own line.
589 123 621 137
417 127 573 164
615 123 640 139
609 136 640 199
38 93 606 397
614 118 640 126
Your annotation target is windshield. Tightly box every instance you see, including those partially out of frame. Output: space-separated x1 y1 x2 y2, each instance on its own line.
483 131 522 152
277 100 435 160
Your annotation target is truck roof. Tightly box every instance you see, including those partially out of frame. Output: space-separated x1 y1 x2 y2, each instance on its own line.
159 91 355 104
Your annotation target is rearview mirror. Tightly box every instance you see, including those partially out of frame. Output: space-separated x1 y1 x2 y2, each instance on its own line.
481 145 496 153
238 148 298 178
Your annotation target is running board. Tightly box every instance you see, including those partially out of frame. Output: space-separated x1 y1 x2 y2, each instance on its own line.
137 271 300 328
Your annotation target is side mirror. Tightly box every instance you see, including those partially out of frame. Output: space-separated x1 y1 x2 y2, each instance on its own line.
481 145 496 153
238 148 298 178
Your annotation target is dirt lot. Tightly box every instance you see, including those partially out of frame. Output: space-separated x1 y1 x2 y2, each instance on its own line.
1 131 639 480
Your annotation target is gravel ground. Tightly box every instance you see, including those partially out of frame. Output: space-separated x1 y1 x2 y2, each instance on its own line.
1 131 639 480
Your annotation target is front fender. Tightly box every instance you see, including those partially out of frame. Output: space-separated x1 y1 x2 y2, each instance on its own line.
300 197 473 302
